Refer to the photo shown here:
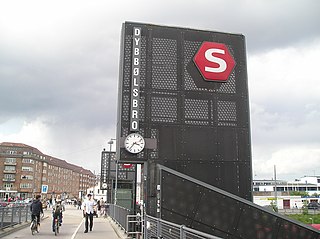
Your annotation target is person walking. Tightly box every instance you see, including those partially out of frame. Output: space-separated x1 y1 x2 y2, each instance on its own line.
82 194 96 233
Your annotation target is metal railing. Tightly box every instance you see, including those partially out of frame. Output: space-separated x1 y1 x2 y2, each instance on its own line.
127 214 142 238
108 204 131 231
0 206 30 229
107 204 222 239
145 215 223 239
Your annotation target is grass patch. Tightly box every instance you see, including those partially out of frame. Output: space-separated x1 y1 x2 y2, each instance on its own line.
287 213 320 224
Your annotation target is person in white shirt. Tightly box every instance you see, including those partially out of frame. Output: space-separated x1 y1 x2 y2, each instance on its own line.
82 194 96 233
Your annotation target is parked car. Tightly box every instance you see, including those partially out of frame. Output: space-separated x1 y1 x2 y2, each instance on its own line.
307 202 320 210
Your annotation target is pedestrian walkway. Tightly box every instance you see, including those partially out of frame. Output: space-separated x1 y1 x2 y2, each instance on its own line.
73 216 128 239
0 205 129 239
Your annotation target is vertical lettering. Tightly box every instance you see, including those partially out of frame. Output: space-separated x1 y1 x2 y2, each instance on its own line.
133 68 139 76
132 110 138 119
133 99 138 107
133 89 138 97
134 28 140 36
131 121 138 130
134 38 140 46
133 78 139 87
134 47 139 55
130 27 141 132
134 57 139 65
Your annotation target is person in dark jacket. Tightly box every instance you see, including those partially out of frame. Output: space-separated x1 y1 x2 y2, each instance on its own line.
30 195 43 230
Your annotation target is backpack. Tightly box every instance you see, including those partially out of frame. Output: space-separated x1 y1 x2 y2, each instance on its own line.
53 205 61 216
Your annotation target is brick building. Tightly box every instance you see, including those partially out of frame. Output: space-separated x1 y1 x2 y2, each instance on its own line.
0 142 96 200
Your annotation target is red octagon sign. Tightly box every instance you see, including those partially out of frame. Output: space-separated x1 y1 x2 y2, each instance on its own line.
193 42 235 82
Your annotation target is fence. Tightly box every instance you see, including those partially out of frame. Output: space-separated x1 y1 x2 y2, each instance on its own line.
108 204 131 231
0 206 30 230
145 215 223 239
108 204 223 239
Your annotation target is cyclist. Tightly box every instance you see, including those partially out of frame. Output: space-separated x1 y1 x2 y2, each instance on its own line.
52 199 64 232
30 195 43 232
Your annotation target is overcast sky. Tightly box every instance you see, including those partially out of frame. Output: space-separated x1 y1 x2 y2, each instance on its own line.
1 0 319 180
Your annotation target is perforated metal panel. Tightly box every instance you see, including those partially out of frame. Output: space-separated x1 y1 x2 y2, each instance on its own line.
159 166 320 239
116 22 252 208
100 151 135 190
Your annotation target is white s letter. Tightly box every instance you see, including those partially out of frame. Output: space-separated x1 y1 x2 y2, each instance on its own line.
204 48 227 73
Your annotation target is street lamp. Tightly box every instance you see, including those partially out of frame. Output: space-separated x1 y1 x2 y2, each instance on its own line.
114 160 118 205
274 165 278 210
107 139 116 204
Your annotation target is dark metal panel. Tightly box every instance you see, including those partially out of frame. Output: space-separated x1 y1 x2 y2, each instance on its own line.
158 165 320 239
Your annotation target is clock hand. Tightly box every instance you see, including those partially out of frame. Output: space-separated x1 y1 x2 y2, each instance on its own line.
129 142 136 150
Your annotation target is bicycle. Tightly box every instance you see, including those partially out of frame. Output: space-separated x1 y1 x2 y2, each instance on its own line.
53 216 60 236
30 213 44 235
30 217 38 235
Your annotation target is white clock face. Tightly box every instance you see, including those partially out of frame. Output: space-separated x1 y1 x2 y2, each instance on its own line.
124 133 145 154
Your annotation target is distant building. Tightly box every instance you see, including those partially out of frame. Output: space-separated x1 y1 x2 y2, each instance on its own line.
253 178 320 195
0 142 96 200
253 178 320 210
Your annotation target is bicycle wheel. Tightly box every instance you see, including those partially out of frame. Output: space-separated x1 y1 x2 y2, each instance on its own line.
54 219 58 236
31 221 36 235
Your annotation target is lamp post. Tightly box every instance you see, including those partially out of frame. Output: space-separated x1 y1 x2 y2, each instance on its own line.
115 160 118 205
274 165 278 211
107 139 116 204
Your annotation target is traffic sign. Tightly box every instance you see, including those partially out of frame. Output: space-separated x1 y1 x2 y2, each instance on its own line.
41 185 48 194
193 42 235 82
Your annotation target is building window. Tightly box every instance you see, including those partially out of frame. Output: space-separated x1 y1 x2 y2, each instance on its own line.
3 183 13 188
4 174 15 181
22 158 34 164
22 166 34 172
21 175 33 180
5 158 16 164
4 165 16 171
20 183 32 188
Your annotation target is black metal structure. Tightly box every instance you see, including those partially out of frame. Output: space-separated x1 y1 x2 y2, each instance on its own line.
100 150 135 203
117 22 251 206
158 165 320 239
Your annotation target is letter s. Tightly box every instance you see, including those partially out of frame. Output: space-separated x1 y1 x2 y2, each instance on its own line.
204 48 227 73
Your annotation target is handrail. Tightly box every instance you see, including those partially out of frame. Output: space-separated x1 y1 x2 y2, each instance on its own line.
145 214 223 239
0 205 30 230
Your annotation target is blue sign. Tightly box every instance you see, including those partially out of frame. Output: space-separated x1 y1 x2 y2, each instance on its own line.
41 185 48 194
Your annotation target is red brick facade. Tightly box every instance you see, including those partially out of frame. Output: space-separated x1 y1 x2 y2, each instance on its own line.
0 142 96 200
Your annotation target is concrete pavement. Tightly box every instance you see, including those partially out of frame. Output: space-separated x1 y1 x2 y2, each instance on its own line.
72 216 129 239
0 205 129 239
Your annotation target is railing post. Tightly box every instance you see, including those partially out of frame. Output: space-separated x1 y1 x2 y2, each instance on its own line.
180 225 186 239
26 206 29 222
156 217 161 237
18 206 22 224
1 208 4 228
10 207 14 226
